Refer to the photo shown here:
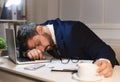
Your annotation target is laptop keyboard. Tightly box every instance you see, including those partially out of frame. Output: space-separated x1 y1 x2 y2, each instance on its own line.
17 54 53 63
17 57 34 62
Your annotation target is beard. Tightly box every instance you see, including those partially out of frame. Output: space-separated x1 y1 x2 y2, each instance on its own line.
41 32 62 58
41 32 55 48
41 32 63 59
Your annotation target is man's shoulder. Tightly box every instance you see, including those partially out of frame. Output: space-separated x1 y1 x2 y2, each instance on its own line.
40 18 86 28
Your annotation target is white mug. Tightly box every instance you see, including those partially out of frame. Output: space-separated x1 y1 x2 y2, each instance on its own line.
77 63 99 78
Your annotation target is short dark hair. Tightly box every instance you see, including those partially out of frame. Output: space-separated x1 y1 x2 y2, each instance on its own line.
17 23 39 57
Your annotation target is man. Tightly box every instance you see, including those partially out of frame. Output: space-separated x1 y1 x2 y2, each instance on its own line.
17 18 119 77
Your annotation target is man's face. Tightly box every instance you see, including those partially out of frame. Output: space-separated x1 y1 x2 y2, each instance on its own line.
27 32 53 52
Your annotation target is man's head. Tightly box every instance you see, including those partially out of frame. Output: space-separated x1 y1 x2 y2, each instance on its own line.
17 23 54 55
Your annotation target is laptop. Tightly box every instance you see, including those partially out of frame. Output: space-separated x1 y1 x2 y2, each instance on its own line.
6 28 51 64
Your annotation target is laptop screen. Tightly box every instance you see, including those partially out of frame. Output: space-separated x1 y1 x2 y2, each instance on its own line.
6 28 18 62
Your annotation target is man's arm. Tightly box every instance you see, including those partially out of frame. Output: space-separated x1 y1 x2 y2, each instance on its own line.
79 22 119 67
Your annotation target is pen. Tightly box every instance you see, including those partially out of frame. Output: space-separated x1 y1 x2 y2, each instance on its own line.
51 69 77 72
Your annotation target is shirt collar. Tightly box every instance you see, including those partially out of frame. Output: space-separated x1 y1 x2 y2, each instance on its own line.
46 24 56 44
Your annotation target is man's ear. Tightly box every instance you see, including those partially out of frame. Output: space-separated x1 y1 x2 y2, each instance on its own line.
36 26 43 32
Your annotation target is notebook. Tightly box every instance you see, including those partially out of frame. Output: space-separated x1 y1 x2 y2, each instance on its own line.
6 28 51 64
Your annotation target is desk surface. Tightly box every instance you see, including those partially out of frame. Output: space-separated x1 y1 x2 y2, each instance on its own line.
0 56 120 82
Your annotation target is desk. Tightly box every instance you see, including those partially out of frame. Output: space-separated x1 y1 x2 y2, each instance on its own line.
0 56 120 82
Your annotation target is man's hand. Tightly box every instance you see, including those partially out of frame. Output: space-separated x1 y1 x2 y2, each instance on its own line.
27 49 45 60
94 59 113 77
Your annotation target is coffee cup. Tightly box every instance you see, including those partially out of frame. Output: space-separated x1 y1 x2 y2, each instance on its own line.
77 63 99 78
72 62 103 81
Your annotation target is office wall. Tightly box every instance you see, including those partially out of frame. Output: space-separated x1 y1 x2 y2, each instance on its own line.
26 0 35 22
27 0 120 24
27 0 59 23
59 0 81 21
